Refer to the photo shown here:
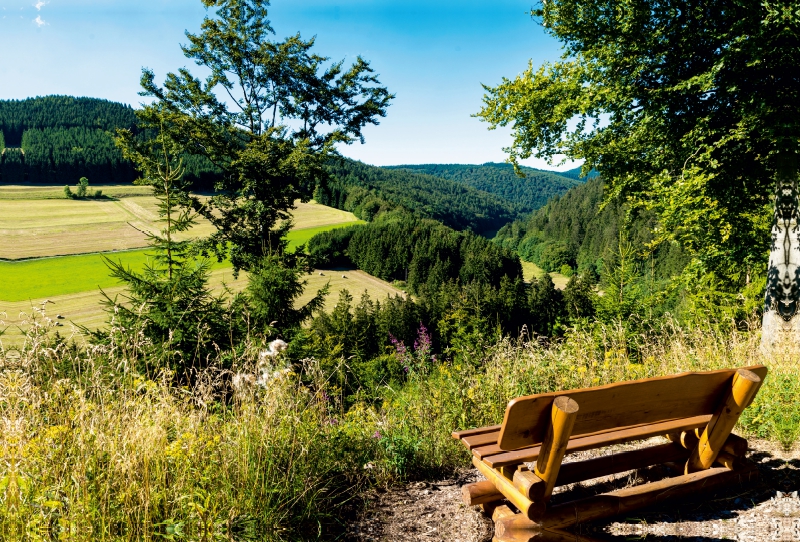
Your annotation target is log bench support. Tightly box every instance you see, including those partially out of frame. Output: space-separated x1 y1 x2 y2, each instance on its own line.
452 365 767 538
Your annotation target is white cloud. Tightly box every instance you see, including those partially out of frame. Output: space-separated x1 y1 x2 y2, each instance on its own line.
33 14 46 26
34 1 46 10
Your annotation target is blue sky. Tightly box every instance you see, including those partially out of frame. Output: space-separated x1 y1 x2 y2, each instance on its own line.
0 0 568 168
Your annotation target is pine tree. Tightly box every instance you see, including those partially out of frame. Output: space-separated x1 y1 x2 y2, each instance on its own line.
100 124 226 378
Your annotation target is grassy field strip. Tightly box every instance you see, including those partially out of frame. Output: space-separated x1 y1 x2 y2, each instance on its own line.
1 267 403 344
0 189 359 259
520 260 569 289
0 219 365 301
0 184 154 200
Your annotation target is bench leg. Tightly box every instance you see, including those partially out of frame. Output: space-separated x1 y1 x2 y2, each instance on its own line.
494 512 543 542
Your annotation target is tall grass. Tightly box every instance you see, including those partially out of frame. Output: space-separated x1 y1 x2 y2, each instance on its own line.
1 315 796 540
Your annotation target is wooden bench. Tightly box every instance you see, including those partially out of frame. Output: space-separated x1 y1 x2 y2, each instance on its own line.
452 365 767 541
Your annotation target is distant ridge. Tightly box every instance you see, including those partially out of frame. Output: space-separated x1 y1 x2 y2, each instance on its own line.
319 158 524 234
383 162 596 215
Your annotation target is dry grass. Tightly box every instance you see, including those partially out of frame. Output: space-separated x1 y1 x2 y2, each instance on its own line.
0 267 403 346
1 318 792 540
0 191 357 260
520 260 569 289
0 183 153 200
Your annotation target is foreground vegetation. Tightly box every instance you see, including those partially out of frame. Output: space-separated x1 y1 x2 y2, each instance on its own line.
2 316 795 541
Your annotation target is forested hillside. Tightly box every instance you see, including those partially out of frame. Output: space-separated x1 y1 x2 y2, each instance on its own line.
555 166 600 181
494 177 689 279
306 210 575 340
383 162 586 214
0 96 222 185
316 158 524 233
0 96 138 184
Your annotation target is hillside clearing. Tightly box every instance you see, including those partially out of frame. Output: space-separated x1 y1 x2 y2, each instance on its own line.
1 267 404 345
520 260 569 289
0 190 361 259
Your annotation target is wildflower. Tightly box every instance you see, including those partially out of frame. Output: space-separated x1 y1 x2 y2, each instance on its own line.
269 339 288 353
372 430 381 439
232 373 256 392
259 338 289 360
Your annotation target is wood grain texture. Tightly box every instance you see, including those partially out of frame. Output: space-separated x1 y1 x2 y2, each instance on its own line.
541 462 758 528
498 365 767 451
472 456 547 521
491 504 517 523
452 424 502 440
687 369 763 472
483 415 710 468
535 397 579 501
463 480 505 506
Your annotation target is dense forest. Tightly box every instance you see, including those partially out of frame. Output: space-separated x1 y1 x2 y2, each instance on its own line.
0 96 222 185
316 158 525 233
383 163 587 214
305 210 581 356
0 96 138 184
493 177 689 280
308 211 521 294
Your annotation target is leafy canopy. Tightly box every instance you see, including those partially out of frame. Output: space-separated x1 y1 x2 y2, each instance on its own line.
478 0 800 281
137 0 393 272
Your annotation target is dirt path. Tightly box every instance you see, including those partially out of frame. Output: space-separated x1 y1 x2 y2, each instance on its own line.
347 439 800 541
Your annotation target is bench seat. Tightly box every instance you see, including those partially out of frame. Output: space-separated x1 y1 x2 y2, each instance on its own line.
452 365 767 541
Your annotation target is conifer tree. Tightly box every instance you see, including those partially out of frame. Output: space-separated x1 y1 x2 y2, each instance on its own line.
102 124 225 377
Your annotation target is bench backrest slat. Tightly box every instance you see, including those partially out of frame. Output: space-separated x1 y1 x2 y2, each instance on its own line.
498 365 767 451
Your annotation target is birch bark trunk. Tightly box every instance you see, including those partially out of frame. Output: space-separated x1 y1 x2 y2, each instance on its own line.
761 168 800 349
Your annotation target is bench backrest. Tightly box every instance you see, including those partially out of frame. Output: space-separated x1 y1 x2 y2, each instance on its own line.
497 365 767 451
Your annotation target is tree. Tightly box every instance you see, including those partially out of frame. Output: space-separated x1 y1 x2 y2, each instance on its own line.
477 1 800 346
103 124 226 378
76 176 89 197
136 0 393 273
244 253 328 338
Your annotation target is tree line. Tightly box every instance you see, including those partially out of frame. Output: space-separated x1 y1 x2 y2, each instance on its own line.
384 162 585 215
316 158 523 233
494 177 689 280
0 96 137 146
0 96 226 186
308 210 522 295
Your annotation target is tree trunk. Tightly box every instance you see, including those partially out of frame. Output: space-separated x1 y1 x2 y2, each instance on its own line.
761 163 800 349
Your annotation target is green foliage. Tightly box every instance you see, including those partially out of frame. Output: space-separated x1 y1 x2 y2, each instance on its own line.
562 274 596 321
477 0 799 283
384 162 585 215
63 185 74 199
495 177 690 280
307 224 361 267
0 96 139 184
310 211 522 296
101 126 227 376
0 148 25 183
244 253 328 338
595 238 646 326
317 158 522 232
136 0 393 273
77 177 89 197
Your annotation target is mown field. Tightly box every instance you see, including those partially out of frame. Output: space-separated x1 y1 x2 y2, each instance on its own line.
0 186 401 336
0 184 360 260
520 260 569 289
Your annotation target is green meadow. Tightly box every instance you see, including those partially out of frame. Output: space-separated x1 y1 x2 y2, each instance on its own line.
0 221 363 302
